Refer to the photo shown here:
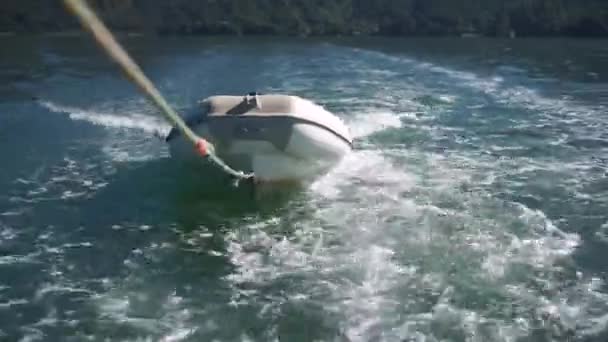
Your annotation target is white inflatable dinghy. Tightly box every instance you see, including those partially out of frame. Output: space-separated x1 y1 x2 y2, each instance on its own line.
166 93 352 182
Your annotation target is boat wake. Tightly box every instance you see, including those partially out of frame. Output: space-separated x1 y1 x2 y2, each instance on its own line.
8 44 607 342
221 106 608 341
38 100 170 137
38 99 170 163
219 49 608 341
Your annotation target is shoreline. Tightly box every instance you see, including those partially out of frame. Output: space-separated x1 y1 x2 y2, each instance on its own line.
1 30 607 40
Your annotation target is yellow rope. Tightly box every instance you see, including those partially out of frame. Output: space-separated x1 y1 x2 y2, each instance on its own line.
63 0 253 181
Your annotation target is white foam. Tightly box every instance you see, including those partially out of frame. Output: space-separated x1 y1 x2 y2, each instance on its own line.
346 111 403 138
41 45 605 341
18 327 44 342
0 252 40 265
349 47 605 127
0 224 17 244
60 190 87 200
224 146 423 339
310 149 417 200
438 94 457 103
160 328 195 342
596 221 608 243
85 240 205 341
225 122 599 341
0 298 28 308
34 284 93 301
12 156 112 204
105 294 188 339
40 100 170 136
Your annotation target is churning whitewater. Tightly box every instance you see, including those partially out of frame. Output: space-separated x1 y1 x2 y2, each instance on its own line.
1 38 608 342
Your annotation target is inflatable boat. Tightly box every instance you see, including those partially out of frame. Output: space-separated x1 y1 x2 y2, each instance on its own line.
166 93 352 183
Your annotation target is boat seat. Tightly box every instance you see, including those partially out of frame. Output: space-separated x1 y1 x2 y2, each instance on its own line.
203 94 296 117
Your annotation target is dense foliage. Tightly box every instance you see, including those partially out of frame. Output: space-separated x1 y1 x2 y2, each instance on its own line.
1 0 607 37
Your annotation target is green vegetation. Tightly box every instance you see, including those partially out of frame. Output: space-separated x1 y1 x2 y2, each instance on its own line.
1 0 607 37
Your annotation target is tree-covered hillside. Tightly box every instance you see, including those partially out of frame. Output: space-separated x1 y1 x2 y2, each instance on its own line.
1 0 607 37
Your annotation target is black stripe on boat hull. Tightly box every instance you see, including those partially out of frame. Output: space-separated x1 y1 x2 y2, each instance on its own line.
166 115 353 148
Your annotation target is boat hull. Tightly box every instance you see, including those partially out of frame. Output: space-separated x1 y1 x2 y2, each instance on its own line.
167 95 352 183
169 120 351 182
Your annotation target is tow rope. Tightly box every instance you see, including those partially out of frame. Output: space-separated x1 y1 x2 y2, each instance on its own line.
63 0 254 185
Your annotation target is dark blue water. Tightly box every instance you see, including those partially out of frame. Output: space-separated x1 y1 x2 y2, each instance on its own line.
1 36 608 341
